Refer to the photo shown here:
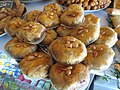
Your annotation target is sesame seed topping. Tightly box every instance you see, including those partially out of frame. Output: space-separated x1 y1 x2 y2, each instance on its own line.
81 34 84 36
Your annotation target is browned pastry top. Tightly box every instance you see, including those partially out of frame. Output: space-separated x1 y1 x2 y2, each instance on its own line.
19 52 53 79
49 63 89 90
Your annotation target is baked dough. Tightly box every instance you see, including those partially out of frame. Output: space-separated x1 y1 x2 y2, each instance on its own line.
5 37 37 59
48 36 87 65
95 26 118 47
114 0 120 9
0 16 12 35
25 10 41 22
110 15 120 28
70 14 100 45
49 63 89 90
44 3 63 16
116 40 120 49
41 30 57 45
19 52 53 79
114 26 120 38
37 11 60 28
16 22 46 44
106 8 120 15
56 25 72 36
84 14 100 25
65 4 84 11
60 4 84 27
83 44 115 71
6 17 26 37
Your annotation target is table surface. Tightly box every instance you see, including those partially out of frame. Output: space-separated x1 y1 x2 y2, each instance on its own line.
0 0 109 90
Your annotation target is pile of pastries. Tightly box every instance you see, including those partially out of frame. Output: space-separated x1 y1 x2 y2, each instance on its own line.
0 0 26 35
4 2 118 90
56 0 111 10
106 0 120 72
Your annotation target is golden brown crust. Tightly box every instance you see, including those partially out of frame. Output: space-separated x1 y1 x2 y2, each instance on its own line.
37 11 60 28
26 10 41 22
60 4 84 27
5 37 37 59
48 36 87 65
83 44 115 71
19 52 53 79
41 30 57 45
0 16 12 34
16 22 46 44
0 8 15 19
65 4 84 12
44 3 63 16
56 25 72 36
60 10 84 27
0 7 16 35
114 27 120 38
84 14 100 24
95 26 118 47
70 14 100 45
6 17 26 37
114 0 120 9
49 63 89 90
116 40 120 49
110 15 120 28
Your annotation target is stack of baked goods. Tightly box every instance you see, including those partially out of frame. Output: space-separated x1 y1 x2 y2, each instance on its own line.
106 0 120 49
0 0 26 35
106 0 120 73
4 2 118 90
56 0 111 10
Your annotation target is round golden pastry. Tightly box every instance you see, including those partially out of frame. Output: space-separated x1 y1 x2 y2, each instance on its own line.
49 63 89 90
44 3 63 16
25 10 41 22
19 52 53 79
5 17 26 37
41 29 57 45
60 4 84 27
70 14 100 45
116 40 120 49
16 22 46 44
37 11 60 28
4 37 37 59
95 26 118 47
56 25 72 36
48 36 87 65
83 44 115 72
114 27 120 38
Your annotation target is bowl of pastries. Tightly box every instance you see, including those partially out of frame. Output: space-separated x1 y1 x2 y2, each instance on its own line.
4 1 118 90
